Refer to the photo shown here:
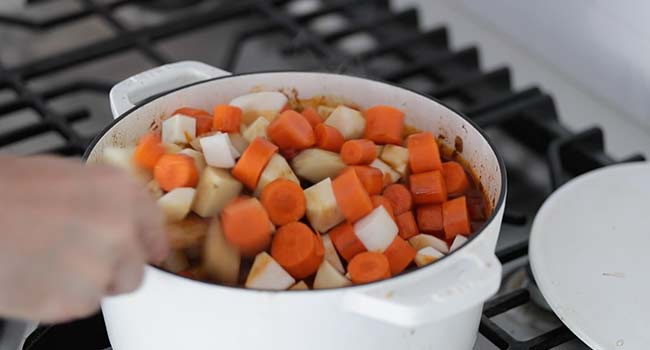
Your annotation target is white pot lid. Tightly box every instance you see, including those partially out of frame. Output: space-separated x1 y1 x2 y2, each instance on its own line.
529 162 650 350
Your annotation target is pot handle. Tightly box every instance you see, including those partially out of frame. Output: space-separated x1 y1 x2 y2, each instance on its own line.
109 61 231 118
342 249 501 328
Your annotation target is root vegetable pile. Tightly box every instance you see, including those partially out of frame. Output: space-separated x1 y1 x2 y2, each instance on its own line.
103 91 489 290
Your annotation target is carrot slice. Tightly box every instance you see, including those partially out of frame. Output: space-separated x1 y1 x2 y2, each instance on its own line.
329 221 366 262
314 124 345 152
416 204 443 234
231 137 278 190
271 222 323 279
442 161 470 196
409 170 447 204
260 179 306 226
221 196 273 257
396 211 418 239
442 196 471 240
174 107 213 135
340 139 377 165
348 252 391 284
332 168 374 223
383 236 416 275
371 195 396 222
134 133 165 171
267 110 315 151
364 105 405 145
382 184 413 215
213 105 242 133
407 132 442 174
350 165 383 196
154 154 199 191
301 107 324 129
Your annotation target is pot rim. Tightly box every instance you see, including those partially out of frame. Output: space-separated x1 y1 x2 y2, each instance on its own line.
84 70 507 293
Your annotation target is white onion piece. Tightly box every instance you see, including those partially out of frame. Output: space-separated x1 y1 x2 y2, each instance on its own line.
245 252 295 290
414 247 445 267
162 114 196 145
353 206 398 252
449 235 469 252
200 132 236 168
158 188 196 223
408 234 450 254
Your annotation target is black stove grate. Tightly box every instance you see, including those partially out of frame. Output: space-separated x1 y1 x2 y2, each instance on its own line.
0 0 644 349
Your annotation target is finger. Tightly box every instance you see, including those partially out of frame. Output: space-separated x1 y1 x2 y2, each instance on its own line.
133 187 169 263
106 236 146 295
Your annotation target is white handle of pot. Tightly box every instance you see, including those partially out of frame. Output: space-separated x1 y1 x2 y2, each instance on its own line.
109 61 231 118
342 250 501 328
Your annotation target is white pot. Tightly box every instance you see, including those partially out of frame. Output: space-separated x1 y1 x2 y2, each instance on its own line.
85 61 507 350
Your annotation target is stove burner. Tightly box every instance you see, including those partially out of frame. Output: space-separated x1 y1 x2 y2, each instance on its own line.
139 0 205 10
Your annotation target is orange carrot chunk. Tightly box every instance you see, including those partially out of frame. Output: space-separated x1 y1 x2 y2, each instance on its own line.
260 179 306 226
134 133 165 171
396 211 418 239
332 168 374 223
416 204 443 234
271 222 324 279
348 252 391 284
383 236 416 275
371 195 396 222
407 132 442 174
222 196 273 257
231 137 278 190
329 221 367 262
442 196 471 240
213 105 242 133
173 107 213 135
154 154 199 191
314 124 345 152
340 139 377 165
350 165 383 196
364 105 405 145
442 161 470 196
267 110 315 151
382 184 413 215
409 170 447 204
301 107 323 129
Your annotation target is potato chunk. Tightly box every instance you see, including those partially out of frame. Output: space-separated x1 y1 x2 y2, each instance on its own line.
304 178 345 233
292 149 346 184
192 167 243 218
245 252 295 290
324 105 365 140
203 218 241 285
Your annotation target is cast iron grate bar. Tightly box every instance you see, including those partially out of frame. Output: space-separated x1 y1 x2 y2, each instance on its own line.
0 0 645 349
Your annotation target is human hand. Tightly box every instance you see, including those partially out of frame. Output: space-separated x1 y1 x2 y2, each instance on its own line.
0 156 168 323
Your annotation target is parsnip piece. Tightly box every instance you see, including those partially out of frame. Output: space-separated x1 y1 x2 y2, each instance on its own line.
229 132 249 154
192 167 243 218
324 105 365 140
317 105 335 119
414 246 445 267
408 234 450 253
178 148 206 174
380 144 409 175
371 158 401 184
200 133 237 168
304 178 345 233
203 218 241 285
290 281 309 290
166 215 209 250
354 206 398 252
146 179 164 199
313 260 352 289
322 234 345 273
162 250 190 273
230 91 288 125
162 114 196 144
103 147 152 182
449 235 469 252
254 154 300 196
245 252 295 290
291 149 346 184
158 187 196 222
242 117 270 142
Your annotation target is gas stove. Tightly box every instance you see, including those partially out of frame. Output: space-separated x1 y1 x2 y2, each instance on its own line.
0 1 647 349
